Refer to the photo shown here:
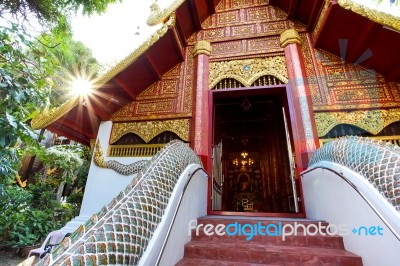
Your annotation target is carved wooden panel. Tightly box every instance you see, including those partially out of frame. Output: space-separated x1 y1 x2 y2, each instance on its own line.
300 33 400 111
112 47 194 122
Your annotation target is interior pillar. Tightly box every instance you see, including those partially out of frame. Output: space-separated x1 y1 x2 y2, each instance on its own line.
192 40 212 170
280 29 319 171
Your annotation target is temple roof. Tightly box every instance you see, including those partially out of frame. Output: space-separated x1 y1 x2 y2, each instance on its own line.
31 0 400 145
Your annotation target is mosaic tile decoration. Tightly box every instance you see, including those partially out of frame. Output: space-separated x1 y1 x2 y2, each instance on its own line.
309 136 400 212
36 140 202 265
106 160 149 176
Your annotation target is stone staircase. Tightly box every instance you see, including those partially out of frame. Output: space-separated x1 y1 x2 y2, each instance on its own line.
176 216 363 266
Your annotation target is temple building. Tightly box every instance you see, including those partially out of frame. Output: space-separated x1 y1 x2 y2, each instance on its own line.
31 0 400 265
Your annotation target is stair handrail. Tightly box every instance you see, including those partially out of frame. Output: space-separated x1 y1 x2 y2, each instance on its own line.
154 167 207 266
37 140 202 265
301 165 400 242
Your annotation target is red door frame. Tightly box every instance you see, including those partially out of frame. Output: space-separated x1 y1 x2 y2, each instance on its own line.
206 85 306 218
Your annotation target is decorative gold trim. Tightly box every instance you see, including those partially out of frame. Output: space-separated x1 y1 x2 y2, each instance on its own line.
108 144 165 157
312 0 330 38
147 0 185 26
110 119 190 144
209 56 288 88
315 109 400 137
338 0 400 31
94 140 107 168
193 40 212 57
95 15 175 88
31 98 79 130
280 29 302 48
16 174 26 188
30 16 176 130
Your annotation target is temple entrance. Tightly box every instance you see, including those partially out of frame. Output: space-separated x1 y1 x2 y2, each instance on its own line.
210 86 298 214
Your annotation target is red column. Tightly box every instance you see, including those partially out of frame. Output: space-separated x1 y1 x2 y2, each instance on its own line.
280 29 319 171
192 40 212 170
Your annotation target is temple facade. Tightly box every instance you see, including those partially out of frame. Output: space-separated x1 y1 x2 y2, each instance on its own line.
32 0 400 216
31 1 400 264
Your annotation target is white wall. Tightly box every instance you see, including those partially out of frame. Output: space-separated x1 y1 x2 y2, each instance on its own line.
79 121 150 216
302 161 400 266
139 164 208 266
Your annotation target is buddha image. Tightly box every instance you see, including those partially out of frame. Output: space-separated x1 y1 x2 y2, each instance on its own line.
237 173 251 192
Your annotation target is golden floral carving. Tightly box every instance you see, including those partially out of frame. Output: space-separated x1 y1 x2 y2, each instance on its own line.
193 40 212 57
338 0 400 31
209 56 287 88
312 0 330 38
147 0 183 26
315 109 400 137
94 140 107 168
280 29 301 48
110 119 190 144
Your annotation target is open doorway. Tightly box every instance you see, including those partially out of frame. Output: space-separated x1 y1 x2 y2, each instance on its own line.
211 87 298 214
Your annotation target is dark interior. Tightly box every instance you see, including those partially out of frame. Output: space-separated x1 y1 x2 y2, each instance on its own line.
213 93 296 213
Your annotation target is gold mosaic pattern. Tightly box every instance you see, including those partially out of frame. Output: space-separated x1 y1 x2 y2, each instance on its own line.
315 109 400 137
209 56 287 88
110 119 190 144
310 136 400 212
37 141 202 265
311 49 400 111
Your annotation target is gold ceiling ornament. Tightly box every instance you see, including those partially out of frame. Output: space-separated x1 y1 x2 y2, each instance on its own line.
338 0 400 31
209 56 288 88
147 0 185 26
280 29 302 48
193 40 212 57
315 108 400 137
110 119 190 144
30 16 176 130
94 140 107 168
31 97 79 130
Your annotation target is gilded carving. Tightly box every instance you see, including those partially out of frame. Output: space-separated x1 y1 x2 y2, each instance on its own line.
218 10 240 25
280 29 302 48
94 140 107 168
315 109 400 137
338 0 400 31
232 24 255 36
310 48 400 111
146 0 182 26
136 100 174 114
209 56 288 88
312 0 330 38
193 40 212 57
110 119 190 144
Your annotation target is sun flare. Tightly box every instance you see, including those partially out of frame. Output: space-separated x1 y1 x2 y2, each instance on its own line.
70 78 93 96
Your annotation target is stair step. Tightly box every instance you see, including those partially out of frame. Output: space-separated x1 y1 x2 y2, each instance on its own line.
183 240 362 265
197 216 329 228
176 257 266 266
191 229 344 249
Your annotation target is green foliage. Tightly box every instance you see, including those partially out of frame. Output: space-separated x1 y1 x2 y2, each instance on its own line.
26 144 84 183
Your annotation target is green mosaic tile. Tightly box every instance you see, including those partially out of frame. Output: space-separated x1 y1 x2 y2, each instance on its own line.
310 136 400 212
37 141 202 265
